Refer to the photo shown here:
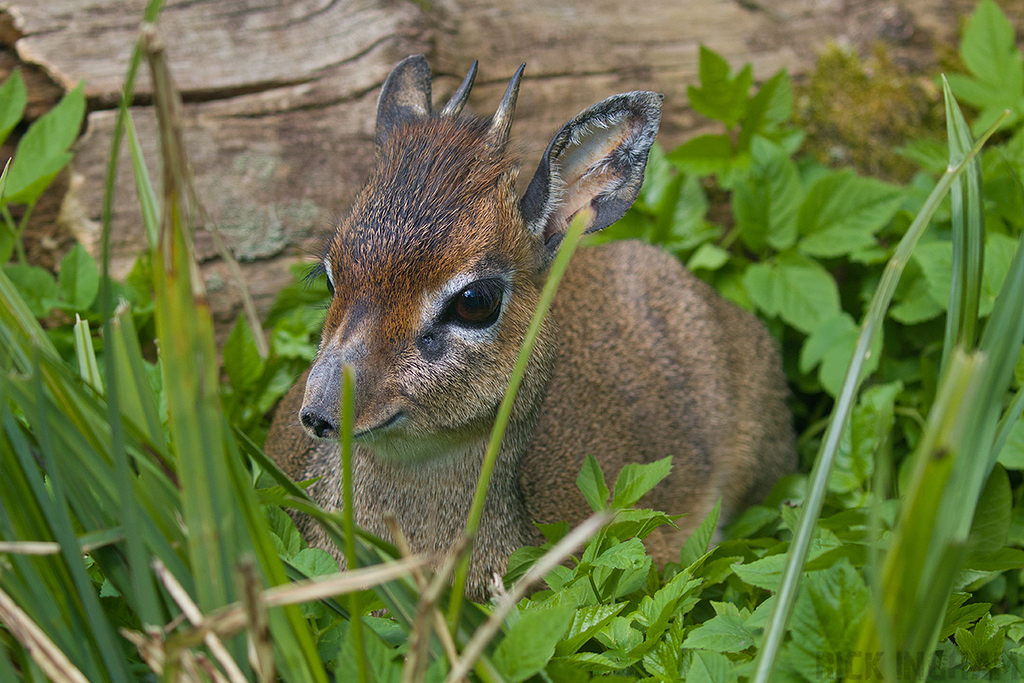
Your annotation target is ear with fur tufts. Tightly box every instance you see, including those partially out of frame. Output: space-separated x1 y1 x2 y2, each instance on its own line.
376 55 433 149
520 91 663 263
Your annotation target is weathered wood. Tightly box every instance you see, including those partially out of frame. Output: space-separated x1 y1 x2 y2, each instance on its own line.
3 0 982 320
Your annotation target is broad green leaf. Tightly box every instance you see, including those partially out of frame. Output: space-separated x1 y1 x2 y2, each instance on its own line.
493 605 574 683
577 454 610 511
591 537 648 571
965 465 1011 559
4 263 59 317
668 134 734 177
915 233 1019 318
631 569 702 657
955 613 1005 672
799 313 882 398
0 70 27 147
786 559 869 681
890 269 944 324
224 313 266 391
555 603 626 656
4 81 85 205
739 69 793 150
57 243 99 311
290 548 338 578
610 456 673 509
998 415 1024 470
941 592 992 640
797 170 904 258
688 46 753 128
680 499 721 567
687 650 739 683
742 251 842 334
733 136 801 252
687 242 730 272
336 625 402 683
950 0 1024 127
682 601 756 653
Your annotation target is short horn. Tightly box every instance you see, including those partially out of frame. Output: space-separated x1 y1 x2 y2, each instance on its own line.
439 60 478 118
485 63 525 149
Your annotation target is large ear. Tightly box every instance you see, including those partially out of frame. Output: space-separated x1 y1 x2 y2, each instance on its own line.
376 55 433 149
520 91 663 259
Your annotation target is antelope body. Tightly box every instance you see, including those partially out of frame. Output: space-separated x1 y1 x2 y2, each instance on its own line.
265 56 796 601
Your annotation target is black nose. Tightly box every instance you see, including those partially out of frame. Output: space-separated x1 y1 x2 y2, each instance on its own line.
301 409 337 439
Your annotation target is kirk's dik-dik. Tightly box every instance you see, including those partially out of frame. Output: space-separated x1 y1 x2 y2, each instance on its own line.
266 55 796 600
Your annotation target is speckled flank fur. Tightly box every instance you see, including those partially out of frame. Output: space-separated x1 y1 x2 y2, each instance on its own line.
265 55 796 602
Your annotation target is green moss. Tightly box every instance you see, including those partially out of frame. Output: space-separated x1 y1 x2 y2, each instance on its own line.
797 44 944 183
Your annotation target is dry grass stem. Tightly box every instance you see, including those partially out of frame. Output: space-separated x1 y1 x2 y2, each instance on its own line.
0 583 91 683
154 558 249 683
444 512 612 683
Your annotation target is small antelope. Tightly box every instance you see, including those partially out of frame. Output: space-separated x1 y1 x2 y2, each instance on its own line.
266 55 795 600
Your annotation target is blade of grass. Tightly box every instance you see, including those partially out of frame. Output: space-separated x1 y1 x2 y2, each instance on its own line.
940 75 985 376
340 364 369 683
859 350 984 677
448 208 592 626
96 0 168 634
750 109 1008 683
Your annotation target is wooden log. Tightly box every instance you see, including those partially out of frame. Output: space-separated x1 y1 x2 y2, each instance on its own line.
4 0 960 320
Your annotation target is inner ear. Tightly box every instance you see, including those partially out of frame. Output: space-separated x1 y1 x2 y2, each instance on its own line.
520 91 663 255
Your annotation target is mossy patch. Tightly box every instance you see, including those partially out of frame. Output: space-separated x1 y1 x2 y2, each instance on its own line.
797 43 944 183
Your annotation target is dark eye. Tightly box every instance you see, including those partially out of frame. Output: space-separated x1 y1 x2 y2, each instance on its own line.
449 280 502 328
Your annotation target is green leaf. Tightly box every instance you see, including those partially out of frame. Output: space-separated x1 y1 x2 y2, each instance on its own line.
591 537 648 571
555 603 627 656
997 415 1024 470
831 381 901 493
687 242 730 272
610 456 673 509
797 170 904 258
336 625 402 683
576 454 610 511
786 559 869 681
57 243 99 311
631 569 702 657
941 592 992 640
680 499 721 567
682 601 756 653
668 134 734 177
290 548 339 578
890 268 944 324
4 263 59 317
966 465 1011 560
493 605 574 683
688 46 753 128
800 313 885 398
950 0 1024 124
742 251 842 334
4 81 85 205
732 136 801 252
0 70 27 148
914 233 1020 318
687 650 739 683
956 613 1005 672
224 314 266 391
739 69 793 150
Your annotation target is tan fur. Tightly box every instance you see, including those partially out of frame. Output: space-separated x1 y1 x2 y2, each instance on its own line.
265 57 796 601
